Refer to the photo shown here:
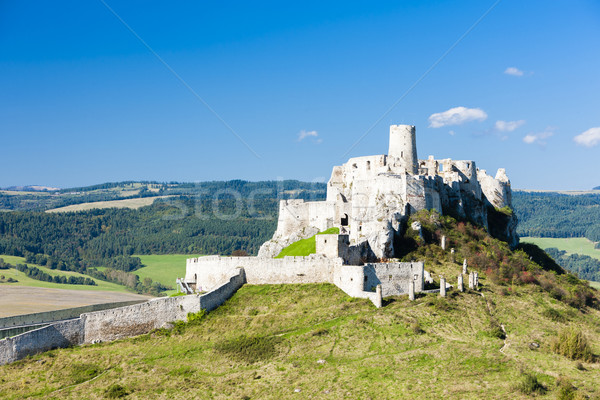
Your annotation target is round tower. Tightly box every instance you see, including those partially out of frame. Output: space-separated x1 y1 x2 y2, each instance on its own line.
388 124 418 174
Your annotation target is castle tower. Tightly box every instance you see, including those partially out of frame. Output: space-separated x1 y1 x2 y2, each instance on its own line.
388 124 418 174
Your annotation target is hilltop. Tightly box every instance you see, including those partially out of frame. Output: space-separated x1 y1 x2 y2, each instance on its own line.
0 211 598 399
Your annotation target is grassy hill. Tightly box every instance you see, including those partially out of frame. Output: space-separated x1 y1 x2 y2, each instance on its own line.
0 282 598 399
521 237 600 261
135 254 197 295
1 210 599 398
0 255 131 293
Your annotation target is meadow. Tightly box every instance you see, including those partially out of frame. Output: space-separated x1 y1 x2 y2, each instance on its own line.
0 255 130 293
520 237 600 261
46 196 171 213
0 282 598 399
135 254 198 295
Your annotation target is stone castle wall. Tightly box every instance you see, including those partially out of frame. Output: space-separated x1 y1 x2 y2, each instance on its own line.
0 269 245 365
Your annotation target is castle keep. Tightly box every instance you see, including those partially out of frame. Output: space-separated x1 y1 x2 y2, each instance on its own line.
185 124 518 303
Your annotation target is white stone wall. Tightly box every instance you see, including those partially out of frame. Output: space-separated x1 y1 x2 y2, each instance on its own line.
186 255 342 291
363 262 424 297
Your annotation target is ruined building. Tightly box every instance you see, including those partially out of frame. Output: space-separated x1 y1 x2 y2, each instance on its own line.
259 124 518 262
185 124 518 303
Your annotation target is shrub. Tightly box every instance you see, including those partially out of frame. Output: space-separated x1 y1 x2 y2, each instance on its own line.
410 320 424 335
214 335 284 364
69 363 101 384
104 384 129 398
542 308 567 323
550 327 594 362
311 328 329 337
515 372 546 395
556 377 577 400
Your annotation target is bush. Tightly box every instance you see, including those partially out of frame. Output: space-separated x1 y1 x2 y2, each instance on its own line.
556 377 577 400
550 327 594 362
515 372 546 395
104 384 129 398
214 335 284 364
542 308 567 323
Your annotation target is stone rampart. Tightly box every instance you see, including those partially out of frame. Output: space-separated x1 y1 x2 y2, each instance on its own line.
186 255 341 291
0 318 84 365
0 269 245 365
363 262 424 297
0 300 146 329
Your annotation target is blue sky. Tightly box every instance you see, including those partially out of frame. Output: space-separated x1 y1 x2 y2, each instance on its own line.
1 0 599 190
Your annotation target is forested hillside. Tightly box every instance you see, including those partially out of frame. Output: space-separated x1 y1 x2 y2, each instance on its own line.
513 191 600 244
0 180 326 294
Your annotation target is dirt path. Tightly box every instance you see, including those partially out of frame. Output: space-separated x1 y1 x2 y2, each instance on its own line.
0 286 151 317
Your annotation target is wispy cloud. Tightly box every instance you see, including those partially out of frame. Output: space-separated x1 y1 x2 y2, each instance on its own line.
574 127 600 147
523 128 555 146
428 106 487 128
504 67 524 77
495 120 525 132
298 130 322 143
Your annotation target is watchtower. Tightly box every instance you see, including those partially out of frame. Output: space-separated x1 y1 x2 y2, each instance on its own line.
388 124 418 174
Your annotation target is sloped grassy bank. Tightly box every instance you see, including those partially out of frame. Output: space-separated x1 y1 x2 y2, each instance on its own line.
0 212 599 399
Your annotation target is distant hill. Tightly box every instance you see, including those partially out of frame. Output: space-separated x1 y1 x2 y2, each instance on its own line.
594 186 600 190
2 185 60 192
513 190 600 243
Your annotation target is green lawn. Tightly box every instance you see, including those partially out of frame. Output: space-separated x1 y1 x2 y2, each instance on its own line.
135 254 199 294
520 237 600 261
0 255 131 293
1 283 599 399
520 237 600 290
275 227 340 258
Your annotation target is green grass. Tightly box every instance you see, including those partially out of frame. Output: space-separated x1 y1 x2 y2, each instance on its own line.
275 227 340 258
520 237 600 261
0 255 130 293
135 254 199 295
520 237 600 289
0 283 599 399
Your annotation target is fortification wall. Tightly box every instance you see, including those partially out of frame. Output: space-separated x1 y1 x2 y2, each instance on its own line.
0 269 245 364
82 270 244 343
0 318 84 365
186 255 341 291
0 300 146 329
363 262 424 297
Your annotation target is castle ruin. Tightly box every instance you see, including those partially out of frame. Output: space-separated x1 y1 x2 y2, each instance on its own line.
185 124 518 303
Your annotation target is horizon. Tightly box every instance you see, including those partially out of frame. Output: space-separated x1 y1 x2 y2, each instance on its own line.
1 1 599 190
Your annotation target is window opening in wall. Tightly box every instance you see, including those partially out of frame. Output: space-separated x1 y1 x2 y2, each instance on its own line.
439 164 444 172
352 163 357 169
341 213 348 226
364 276 368 282
366 161 371 170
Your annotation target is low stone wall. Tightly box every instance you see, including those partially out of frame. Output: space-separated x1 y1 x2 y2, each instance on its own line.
186 255 341 290
0 318 84 365
0 300 146 329
364 262 424 297
0 269 245 365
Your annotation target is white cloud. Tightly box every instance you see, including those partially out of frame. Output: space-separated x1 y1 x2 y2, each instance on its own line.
523 129 554 146
495 120 525 132
428 107 488 128
504 67 524 77
448 130 455 136
298 130 318 141
574 127 600 147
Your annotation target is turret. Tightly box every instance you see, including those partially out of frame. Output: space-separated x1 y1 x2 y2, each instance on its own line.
388 124 418 174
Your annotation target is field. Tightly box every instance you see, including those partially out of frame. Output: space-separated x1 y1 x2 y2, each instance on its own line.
135 254 198 294
0 283 599 399
0 287 149 318
0 255 130 293
520 237 600 261
46 196 171 213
